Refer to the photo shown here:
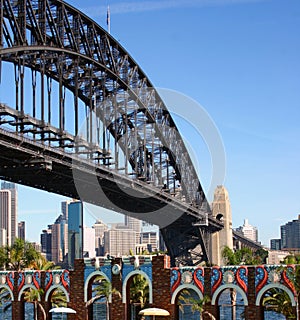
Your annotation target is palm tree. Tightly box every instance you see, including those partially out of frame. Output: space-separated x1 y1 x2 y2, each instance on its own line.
0 287 12 317
86 276 120 320
263 288 295 319
23 288 46 320
129 274 149 309
178 290 215 320
29 255 58 271
50 288 68 308
0 238 41 271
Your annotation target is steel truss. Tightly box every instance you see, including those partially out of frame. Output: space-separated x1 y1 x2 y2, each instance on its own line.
0 0 223 266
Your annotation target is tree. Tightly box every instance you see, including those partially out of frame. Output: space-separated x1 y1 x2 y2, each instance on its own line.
129 274 149 309
221 246 267 266
86 276 120 320
263 288 295 319
23 288 46 320
178 290 215 320
0 238 41 271
262 265 300 319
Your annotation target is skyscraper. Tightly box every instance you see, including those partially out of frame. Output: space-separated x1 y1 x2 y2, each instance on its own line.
125 215 141 244
68 200 83 268
0 181 18 245
41 228 52 261
0 190 11 246
93 220 108 256
280 215 300 250
1 182 17 244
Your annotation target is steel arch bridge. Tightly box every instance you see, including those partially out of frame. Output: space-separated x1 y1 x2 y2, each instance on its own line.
0 0 223 266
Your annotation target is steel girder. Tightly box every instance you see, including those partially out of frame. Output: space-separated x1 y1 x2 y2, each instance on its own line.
0 0 223 265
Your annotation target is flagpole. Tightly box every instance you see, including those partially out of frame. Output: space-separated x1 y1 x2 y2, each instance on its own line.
107 6 110 34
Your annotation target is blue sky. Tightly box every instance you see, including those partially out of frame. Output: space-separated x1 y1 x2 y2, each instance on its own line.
2 0 299 246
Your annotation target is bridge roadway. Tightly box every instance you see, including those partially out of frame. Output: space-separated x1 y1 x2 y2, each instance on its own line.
0 0 226 266
0 103 223 266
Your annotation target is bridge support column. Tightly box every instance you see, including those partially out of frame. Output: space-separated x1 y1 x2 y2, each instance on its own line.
69 259 87 320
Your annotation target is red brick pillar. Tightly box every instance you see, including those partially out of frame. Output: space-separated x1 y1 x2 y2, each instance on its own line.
12 272 23 320
152 255 173 318
111 257 124 320
245 266 260 320
69 259 87 320
204 267 218 320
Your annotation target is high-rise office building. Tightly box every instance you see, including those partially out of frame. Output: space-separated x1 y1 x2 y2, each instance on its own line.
1 182 17 244
235 219 258 243
83 226 96 258
93 220 108 256
0 190 11 246
281 215 300 249
125 215 141 244
50 214 68 264
41 228 52 261
68 200 83 268
270 238 281 250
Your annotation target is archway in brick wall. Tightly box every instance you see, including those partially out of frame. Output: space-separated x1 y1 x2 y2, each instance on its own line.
46 286 70 320
19 285 42 320
0 285 13 318
123 271 151 320
85 271 112 320
212 285 247 320
173 287 203 320
256 283 296 320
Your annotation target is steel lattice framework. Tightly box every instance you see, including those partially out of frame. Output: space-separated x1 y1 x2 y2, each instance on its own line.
0 0 223 266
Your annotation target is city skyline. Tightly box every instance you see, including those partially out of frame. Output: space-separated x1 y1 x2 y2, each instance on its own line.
1 0 299 246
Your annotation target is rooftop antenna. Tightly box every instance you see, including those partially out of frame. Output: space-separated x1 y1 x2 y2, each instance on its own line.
106 5 110 34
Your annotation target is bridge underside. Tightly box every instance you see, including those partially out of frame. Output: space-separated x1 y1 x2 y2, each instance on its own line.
0 124 222 266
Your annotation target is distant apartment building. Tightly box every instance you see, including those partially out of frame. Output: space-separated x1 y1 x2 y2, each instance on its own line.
270 238 281 250
235 219 258 243
267 250 289 265
280 215 300 249
104 226 136 256
141 231 158 252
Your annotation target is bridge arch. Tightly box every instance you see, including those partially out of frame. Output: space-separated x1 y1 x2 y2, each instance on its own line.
171 283 203 304
122 270 153 304
84 271 112 303
211 284 248 306
255 283 296 307
0 0 224 267
45 284 70 303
